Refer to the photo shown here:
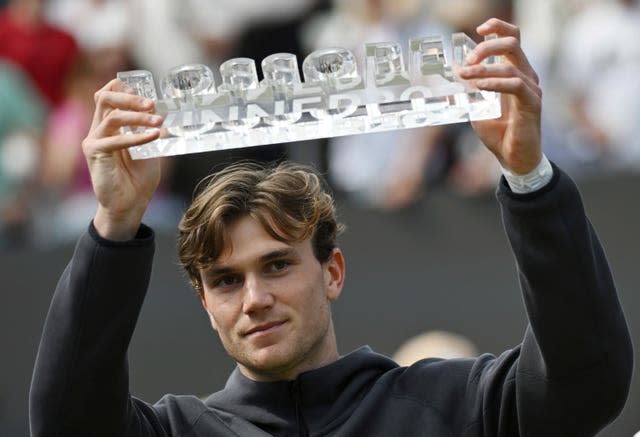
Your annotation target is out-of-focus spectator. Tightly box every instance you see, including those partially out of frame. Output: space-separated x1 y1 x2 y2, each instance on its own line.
45 0 130 84
392 330 478 366
0 0 78 107
126 0 211 79
515 0 573 69
428 0 499 35
0 61 46 248
555 0 640 170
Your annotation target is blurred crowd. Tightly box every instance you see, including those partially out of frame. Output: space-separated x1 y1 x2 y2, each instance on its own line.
1 0 639 250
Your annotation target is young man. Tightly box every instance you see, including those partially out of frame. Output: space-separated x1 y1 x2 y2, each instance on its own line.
30 18 632 436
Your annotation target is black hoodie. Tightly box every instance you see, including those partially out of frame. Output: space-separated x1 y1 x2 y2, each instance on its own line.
30 166 633 436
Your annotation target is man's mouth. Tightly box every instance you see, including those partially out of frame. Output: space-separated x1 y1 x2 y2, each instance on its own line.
244 320 287 336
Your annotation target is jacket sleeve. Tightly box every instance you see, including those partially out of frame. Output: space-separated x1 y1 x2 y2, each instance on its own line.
465 164 633 436
29 222 169 436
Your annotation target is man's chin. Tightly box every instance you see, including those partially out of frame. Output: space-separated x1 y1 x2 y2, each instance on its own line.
240 345 300 380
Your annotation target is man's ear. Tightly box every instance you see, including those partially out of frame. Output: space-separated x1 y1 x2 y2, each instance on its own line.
324 248 346 302
197 288 218 332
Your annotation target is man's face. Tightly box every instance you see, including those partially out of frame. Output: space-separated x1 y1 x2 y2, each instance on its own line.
198 215 345 381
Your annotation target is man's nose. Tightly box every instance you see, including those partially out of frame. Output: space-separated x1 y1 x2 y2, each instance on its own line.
242 275 275 314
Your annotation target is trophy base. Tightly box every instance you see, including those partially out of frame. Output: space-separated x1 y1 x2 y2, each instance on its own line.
128 91 500 159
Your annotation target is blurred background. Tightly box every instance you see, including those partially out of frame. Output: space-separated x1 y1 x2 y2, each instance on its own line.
0 0 638 435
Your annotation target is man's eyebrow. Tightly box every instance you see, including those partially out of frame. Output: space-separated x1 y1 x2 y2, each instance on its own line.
202 248 298 278
259 248 298 263
202 266 235 279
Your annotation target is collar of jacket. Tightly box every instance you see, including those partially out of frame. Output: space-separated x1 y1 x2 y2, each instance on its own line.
204 346 397 435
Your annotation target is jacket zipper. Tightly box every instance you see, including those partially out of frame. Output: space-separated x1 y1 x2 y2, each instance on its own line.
290 380 310 437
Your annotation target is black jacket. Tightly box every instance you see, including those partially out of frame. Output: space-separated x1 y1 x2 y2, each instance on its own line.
30 166 633 436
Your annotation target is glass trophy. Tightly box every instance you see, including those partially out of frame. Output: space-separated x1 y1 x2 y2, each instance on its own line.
218 57 262 130
261 53 303 125
119 33 501 159
159 64 216 137
116 69 157 134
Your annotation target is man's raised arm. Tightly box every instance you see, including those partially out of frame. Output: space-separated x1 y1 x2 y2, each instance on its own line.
29 80 167 436
458 18 633 434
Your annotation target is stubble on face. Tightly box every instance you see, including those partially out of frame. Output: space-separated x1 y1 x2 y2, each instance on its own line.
232 300 335 381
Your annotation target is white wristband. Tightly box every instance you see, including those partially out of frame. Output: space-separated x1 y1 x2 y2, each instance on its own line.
501 154 553 194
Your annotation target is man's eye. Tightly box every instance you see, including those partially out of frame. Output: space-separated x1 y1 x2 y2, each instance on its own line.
214 276 240 288
268 260 290 272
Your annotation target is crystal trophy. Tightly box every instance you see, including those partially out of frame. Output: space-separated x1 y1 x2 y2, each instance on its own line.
218 58 262 130
261 53 303 125
159 64 216 137
119 33 501 159
116 69 157 134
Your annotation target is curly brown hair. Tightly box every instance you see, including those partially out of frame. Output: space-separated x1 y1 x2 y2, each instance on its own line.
177 161 344 290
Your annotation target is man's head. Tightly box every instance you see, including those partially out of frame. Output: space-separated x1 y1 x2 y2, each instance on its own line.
178 161 346 381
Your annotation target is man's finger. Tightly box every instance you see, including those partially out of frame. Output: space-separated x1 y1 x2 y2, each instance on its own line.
92 110 164 139
474 76 541 109
90 87 155 131
96 78 131 94
95 78 120 94
476 18 521 41
458 64 542 97
95 90 154 114
465 37 539 84
84 129 161 154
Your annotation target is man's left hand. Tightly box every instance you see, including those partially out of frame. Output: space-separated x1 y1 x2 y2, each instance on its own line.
459 18 543 175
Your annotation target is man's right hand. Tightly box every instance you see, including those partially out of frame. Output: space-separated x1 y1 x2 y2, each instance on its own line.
82 79 164 241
